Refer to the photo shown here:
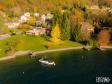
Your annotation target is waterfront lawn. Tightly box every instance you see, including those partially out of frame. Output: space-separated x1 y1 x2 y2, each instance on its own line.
50 41 82 49
0 35 82 57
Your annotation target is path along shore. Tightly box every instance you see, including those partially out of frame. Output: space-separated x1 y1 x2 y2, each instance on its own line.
0 46 112 61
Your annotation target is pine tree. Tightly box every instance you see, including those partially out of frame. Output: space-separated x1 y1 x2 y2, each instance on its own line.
52 10 63 27
60 12 70 40
72 24 81 41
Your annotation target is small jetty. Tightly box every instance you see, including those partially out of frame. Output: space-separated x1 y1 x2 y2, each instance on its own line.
82 46 90 51
93 46 105 51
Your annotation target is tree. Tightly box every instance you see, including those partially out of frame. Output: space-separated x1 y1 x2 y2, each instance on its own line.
5 39 19 55
52 10 71 40
18 23 31 29
72 24 81 41
51 23 61 43
69 10 84 31
60 12 70 40
0 15 6 34
52 9 63 27
98 0 112 8
73 0 90 8
69 10 84 41
80 22 94 41
97 29 110 46
27 16 36 25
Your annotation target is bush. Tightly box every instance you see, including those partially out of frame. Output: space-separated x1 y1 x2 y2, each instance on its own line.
27 16 36 25
97 29 111 46
41 35 50 41
18 23 31 29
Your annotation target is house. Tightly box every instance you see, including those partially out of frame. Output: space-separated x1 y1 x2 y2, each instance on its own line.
19 16 29 23
34 13 39 17
19 12 31 23
5 20 20 28
24 12 31 17
46 13 53 19
35 13 53 26
26 28 46 36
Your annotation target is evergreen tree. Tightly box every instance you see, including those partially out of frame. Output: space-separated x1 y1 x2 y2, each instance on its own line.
52 10 62 27
60 12 70 40
72 24 81 41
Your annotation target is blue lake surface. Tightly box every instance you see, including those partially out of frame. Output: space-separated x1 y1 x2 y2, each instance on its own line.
0 49 112 84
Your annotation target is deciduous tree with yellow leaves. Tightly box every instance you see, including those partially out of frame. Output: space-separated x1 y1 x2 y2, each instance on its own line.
51 23 61 43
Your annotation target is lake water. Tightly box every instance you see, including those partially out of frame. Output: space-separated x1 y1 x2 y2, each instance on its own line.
0 49 112 84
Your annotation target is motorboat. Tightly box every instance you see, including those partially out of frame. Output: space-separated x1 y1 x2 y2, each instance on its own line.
39 57 56 66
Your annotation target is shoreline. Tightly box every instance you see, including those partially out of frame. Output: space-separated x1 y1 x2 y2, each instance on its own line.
31 46 84 57
0 46 112 61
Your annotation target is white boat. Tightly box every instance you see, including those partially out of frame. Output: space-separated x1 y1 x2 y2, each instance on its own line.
39 58 56 66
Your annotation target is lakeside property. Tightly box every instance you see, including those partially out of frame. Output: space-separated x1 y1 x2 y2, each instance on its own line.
0 34 82 57
0 33 112 59
0 1 112 84
0 0 112 61
0 46 112 61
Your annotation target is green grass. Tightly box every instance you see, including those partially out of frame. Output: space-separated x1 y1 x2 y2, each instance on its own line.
50 41 82 49
0 35 82 57
0 35 47 57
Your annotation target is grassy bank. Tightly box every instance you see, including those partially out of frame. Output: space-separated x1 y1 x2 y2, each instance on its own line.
0 35 82 57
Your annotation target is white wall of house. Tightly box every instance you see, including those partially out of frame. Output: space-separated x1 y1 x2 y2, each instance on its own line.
19 12 31 23
46 13 53 19
26 28 46 36
34 13 39 17
24 12 31 17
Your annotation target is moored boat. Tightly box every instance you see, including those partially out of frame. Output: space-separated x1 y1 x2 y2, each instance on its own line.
39 57 56 66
